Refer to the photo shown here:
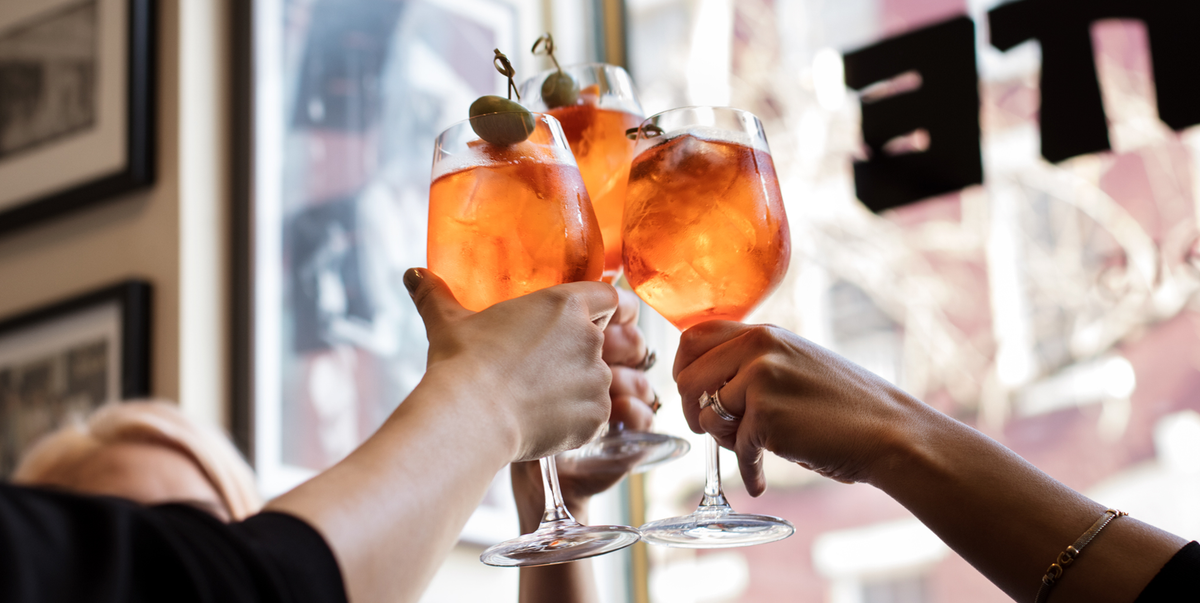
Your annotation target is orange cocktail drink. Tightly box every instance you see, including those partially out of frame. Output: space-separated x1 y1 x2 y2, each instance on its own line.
435 109 641 568
428 113 603 312
515 64 692 475
622 132 791 330
623 106 794 549
548 99 642 280
521 64 644 282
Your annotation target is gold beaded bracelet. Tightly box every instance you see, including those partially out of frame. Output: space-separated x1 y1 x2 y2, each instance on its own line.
1034 509 1128 603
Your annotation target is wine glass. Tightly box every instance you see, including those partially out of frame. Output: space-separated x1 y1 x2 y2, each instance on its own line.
519 63 641 284
622 106 795 548
428 112 641 566
520 63 691 473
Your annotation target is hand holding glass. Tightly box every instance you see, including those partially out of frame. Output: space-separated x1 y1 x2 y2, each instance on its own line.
428 112 641 566
623 106 795 547
521 63 691 473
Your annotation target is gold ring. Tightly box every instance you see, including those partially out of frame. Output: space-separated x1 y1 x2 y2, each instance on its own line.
634 349 657 371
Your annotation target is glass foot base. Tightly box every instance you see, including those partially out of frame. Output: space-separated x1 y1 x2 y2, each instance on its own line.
480 521 642 567
565 430 691 473
640 509 794 549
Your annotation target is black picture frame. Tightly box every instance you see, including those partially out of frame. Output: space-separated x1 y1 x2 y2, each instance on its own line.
0 0 156 236
0 279 152 476
230 0 253 460
0 280 152 398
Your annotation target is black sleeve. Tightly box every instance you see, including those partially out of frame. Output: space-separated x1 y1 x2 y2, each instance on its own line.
1134 541 1200 602
0 483 348 603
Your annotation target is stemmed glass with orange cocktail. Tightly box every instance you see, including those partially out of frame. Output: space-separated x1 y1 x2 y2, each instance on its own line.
519 34 691 473
429 51 640 567
624 106 795 548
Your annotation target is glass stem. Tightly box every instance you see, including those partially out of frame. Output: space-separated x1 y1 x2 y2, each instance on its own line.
698 435 730 510
538 455 577 526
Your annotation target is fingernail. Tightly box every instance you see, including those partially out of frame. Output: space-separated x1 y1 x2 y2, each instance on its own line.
403 268 424 296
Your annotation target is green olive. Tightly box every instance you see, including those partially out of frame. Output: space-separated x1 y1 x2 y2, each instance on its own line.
469 95 535 145
541 71 579 108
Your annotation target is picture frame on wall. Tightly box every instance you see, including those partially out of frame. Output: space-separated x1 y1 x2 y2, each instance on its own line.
0 0 155 236
0 280 151 477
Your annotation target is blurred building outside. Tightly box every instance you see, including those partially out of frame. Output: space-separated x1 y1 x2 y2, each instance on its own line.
255 0 1200 601
630 1 1200 601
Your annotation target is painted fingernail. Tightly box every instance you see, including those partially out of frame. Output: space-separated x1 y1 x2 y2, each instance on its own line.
403 268 424 296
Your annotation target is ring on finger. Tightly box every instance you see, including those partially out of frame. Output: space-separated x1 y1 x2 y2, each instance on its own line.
634 349 657 371
710 389 737 421
648 392 661 414
699 387 737 422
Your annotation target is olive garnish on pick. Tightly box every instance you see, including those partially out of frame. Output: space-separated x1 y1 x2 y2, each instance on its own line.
532 33 578 108
469 49 535 146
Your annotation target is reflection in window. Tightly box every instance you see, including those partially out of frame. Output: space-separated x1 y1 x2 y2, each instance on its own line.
629 1 1200 601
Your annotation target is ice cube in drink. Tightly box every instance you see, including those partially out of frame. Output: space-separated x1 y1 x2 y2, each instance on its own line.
622 133 790 330
548 93 642 281
428 140 604 312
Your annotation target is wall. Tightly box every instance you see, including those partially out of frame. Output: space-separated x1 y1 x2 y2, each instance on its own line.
0 1 231 431
178 0 231 432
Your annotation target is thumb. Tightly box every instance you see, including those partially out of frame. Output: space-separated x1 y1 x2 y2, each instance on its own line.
404 268 471 333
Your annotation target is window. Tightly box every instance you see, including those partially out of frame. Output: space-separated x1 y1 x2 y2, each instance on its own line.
243 1 1200 601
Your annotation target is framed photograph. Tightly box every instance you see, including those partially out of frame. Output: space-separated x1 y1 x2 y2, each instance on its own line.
0 280 151 477
0 0 154 235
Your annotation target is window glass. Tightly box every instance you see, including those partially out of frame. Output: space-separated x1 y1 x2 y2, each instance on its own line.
253 1 631 600
628 0 1200 601
254 1 1200 600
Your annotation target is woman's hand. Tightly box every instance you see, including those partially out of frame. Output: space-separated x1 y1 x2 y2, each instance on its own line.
407 268 619 462
672 321 919 496
602 288 650 368
511 365 657 529
602 288 656 433
673 322 1190 603
511 288 656 529
267 270 620 603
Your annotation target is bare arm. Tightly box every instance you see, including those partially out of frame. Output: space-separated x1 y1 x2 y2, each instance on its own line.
870 391 1182 601
674 321 1186 603
513 367 655 603
268 270 619 603
515 290 655 603
512 459 601 603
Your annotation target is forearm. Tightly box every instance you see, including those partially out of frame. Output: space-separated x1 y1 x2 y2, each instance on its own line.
516 491 599 603
869 394 1184 602
518 552 599 603
267 368 517 603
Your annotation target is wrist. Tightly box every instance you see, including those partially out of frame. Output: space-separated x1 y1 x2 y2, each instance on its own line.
861 388 942 489
411 363 522 464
